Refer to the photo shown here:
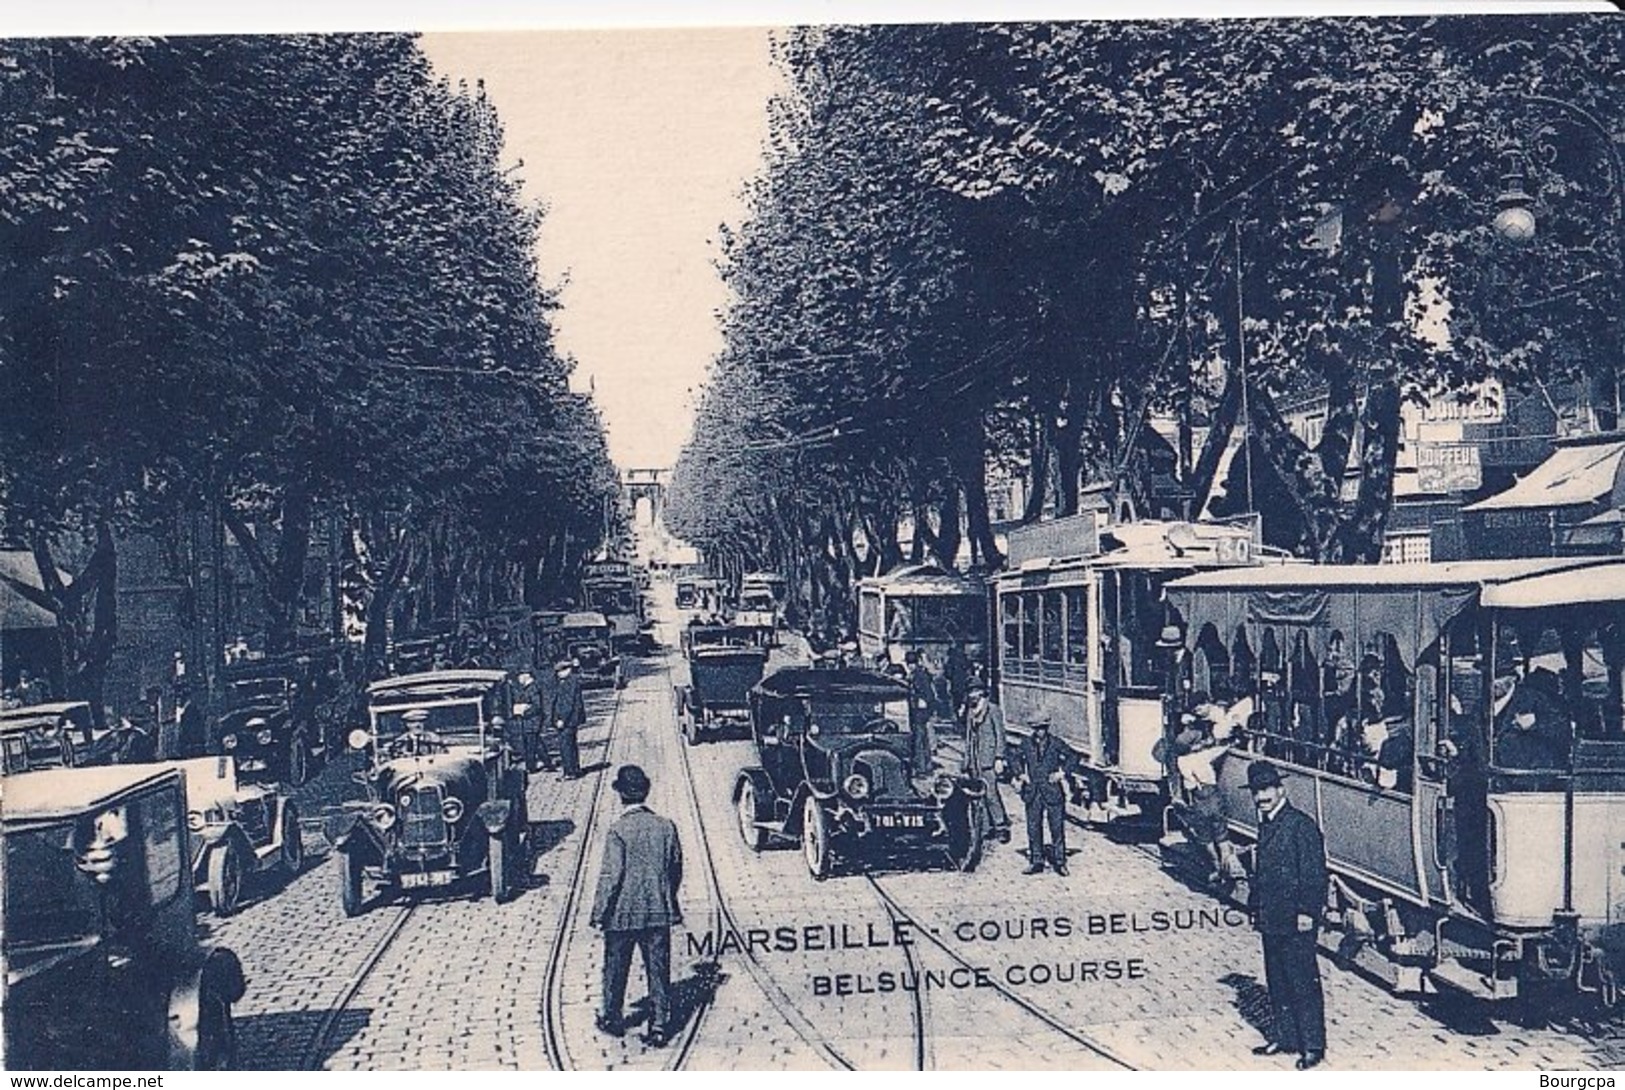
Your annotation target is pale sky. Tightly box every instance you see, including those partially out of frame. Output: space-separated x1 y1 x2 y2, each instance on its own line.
421 29 782 471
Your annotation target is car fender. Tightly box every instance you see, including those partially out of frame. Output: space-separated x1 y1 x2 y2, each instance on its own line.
783 780 836 836
477 798 512 836
325 811 383 858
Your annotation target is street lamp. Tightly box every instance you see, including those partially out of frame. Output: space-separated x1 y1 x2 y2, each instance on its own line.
1490 93 1624 429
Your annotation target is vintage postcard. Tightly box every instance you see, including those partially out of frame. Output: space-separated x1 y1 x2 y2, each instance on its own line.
1 2 1623 1074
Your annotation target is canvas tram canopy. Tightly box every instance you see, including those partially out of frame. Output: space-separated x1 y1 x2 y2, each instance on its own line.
1163 557 1615 669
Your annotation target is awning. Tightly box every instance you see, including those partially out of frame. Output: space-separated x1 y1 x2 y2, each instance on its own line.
1480 560 1625 609
1463 440 1625 512
0 551 60 631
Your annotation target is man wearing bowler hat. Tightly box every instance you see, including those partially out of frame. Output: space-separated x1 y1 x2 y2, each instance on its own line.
1246 760 1328 1070
591 765 683 1047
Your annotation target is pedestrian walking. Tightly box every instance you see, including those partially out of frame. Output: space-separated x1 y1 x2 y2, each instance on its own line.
1011 718 1079 875
174 683 207 760
1246 761 1328 1070
960 683 1010 843
944 642 971 720
906 650 936 773
591 764 683 1048
512 670 544 773
548 658 586 780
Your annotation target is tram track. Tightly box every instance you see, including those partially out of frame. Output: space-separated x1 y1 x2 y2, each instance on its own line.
300 903 416 1070
864 873 1137 1071
538 684 629 1071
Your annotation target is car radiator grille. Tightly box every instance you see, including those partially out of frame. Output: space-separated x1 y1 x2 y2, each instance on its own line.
400 785 449 848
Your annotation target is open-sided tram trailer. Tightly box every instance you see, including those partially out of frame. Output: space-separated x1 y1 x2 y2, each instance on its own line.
1162 557 1625 1007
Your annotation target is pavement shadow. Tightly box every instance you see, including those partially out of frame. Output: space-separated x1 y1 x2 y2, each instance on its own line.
627 961 725 1041
1219 971 1274 1043
234 1007 371 1070
529 818 577 860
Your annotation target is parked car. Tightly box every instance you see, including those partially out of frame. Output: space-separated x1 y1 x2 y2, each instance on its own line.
0 701 120 773
325 670 529 915
674 624 766 745
732 666 986 878
2 764 247 1069
675 578 699 610
560 611 624 689
173 756 303 916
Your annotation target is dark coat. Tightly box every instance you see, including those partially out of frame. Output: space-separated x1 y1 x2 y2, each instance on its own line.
590 805 683 932
1013 731 1079 804
550 672 586 732
1250 800 1328 935
908 665 935 722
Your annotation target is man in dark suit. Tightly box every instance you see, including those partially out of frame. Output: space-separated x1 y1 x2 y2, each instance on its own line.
960 682 1010 842
591 764 683 1047
548 659 586 780
1246 761 1328 1070
1011 718 1079 875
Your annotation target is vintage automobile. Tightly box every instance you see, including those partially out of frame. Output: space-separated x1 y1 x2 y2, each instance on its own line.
733 571 785 647
175 755 303 916
674 577 699 611
732 667 986 878
326 670 529 915
0 701 120 773
560 611 625 689
3 764 247 1069
215 664 320 786
674 623 767 745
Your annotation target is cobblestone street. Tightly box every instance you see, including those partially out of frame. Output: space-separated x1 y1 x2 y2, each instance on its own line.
198 587 1625 1070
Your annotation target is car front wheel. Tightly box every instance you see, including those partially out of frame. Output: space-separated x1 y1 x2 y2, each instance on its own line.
736 779 766 852
801 796 833 880
207 841 244 917
288 733 309 787
280 803 304 878
340 849 365 917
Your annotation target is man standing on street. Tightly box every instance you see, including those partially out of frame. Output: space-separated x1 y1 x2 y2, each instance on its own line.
906 650 936 773
1011 718 1079 875
591 764 683 1048
1246 761 1328 1070
961 682 1010 843
548 658 586 780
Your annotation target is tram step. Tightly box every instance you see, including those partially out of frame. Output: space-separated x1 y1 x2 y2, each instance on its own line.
1428 958 1519 1002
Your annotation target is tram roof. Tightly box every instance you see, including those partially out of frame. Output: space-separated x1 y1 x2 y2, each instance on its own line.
1480 560 1625 609
1163 556 1607 592
860 563 984 595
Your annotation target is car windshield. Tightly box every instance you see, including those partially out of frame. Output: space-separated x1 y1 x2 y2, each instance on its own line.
372 698 485 747
3 822 102 949
808 696 912 735
230 678 288 704
741 592 775 610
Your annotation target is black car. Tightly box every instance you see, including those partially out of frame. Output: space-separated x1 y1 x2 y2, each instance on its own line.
325 670 529 914
675 623 766 745
3 765 246 1069
732 667 985 878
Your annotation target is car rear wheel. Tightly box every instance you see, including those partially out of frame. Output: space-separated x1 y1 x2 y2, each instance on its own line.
287 733 309 787
340 849 365 917
801 796 833 880
207 841 244 917
684 709 701 746
280 802 304 877
736 778 766 852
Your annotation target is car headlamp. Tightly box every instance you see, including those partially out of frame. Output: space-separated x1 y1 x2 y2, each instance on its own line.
223 734 239 751
932 776 956 800
256 728 274 745
842 773 870 800
398 791 414 811
372 804 396 830
348 728 371 751
187 810 205 832
440 797 464 823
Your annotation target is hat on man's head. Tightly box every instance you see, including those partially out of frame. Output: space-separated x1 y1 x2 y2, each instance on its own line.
966 679 988 697
1246 761 1283 791
1029 716 1052 732
403 708 430 726
612 764 651 802
555 659 574 672
1154 625 1185 649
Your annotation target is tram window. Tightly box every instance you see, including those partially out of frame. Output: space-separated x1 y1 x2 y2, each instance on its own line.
1230 628 1256 697
1193 624 1228 698
859 594 883 638
1021 592 1041 662
886 600 914 641
1001 596 1021 662
1064 588 1087 666
1041 591 1064 663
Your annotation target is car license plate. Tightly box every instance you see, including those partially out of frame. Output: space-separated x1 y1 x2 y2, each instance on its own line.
874 812 926 829
400 871 453 889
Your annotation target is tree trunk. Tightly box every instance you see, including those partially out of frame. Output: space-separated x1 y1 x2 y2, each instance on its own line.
1333 375 1403 563
1023 411 1051 523
1054 413 1086 517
